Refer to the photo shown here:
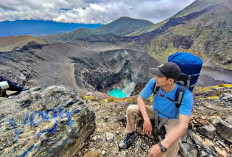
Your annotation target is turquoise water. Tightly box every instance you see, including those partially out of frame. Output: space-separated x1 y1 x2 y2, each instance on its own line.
109 89 127 98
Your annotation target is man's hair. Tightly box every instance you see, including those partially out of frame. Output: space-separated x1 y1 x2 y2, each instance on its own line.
164 76 175 81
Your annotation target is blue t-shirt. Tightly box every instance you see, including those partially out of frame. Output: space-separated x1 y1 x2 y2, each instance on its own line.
140 78 193 119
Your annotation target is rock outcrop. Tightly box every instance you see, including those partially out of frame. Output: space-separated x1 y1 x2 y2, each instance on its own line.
0 86 95 157
213 118 232 143
12 41 45 52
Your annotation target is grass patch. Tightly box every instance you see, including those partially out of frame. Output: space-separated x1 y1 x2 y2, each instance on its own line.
195 84 232 93
100 96 137 103
80 95 97 101
218 84 232 88
199 96 219 100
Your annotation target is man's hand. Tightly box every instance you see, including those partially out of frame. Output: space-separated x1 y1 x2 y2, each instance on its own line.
137 96 152 136
143 119 152 136
148 144 163 157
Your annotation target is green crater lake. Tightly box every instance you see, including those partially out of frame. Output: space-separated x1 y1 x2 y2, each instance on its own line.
109 89 127 98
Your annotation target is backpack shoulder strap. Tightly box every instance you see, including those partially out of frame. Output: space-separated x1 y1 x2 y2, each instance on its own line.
152 82 160 95
153 83 187 108
175 85 187 108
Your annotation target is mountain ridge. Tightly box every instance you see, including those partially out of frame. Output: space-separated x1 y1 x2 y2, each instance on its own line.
41 17 154 43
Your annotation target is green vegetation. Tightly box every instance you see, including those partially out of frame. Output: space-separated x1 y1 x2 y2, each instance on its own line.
148 20 169 32
172 0 220 18
41 28 94 43
80 95 98 102
99 96 137 103
95 17 154 36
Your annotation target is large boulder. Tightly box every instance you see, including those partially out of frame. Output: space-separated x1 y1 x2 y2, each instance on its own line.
197 124 216 140
213 118 232 143
0 86 95 157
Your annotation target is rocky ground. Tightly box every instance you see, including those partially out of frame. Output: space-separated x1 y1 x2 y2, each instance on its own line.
75 99 156 157
0 83 231 157
75 85 232 157
1 42 232 157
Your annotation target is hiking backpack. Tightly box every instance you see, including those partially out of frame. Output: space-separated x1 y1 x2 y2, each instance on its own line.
153 52 203 108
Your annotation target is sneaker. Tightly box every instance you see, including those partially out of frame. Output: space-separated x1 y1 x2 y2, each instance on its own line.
119 132 137 149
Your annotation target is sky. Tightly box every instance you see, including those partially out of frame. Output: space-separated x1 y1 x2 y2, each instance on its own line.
0 0 195 24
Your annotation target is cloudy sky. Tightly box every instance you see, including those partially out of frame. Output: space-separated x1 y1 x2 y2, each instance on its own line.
0 0 195 24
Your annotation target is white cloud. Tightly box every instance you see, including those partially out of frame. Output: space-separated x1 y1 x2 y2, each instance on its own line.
0 0 195 23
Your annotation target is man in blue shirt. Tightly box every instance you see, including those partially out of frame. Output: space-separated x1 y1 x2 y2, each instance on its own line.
119 62 193 157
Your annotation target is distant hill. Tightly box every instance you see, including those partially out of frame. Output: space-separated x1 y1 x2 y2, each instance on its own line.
0 20 102 37
94 17 154 36
0 35 47 52
41 17 154 43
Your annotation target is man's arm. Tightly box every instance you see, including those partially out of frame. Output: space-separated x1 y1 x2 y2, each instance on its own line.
148 114 190 157
137 95 152 136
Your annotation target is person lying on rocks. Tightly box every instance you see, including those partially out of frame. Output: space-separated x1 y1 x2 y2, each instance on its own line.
119 62 193 157
0 76 28 97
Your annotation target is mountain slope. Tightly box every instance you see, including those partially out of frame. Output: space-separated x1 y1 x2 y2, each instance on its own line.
95 16 154 36
41 28 94 43
141 0 232 69
0 35 47 52
172 0 221 18
41 17 154 43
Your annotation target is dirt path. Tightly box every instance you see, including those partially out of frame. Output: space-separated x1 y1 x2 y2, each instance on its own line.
66 63 81 92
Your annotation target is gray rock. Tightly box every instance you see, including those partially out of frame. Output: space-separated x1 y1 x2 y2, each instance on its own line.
0 86 95 157
179 142 198 157
92 136 97 141
213 118 232 143
225 116 232 125
219 93 232 101
217 141 225 147
106 132 115 142
197 124 216 139
186 136 195 145
99 109 105 113
219 93 232 106
199 151 208 157
188 131 212 154
101 149 106 155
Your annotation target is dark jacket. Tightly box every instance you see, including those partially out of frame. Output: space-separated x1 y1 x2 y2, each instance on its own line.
0 77 24 97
